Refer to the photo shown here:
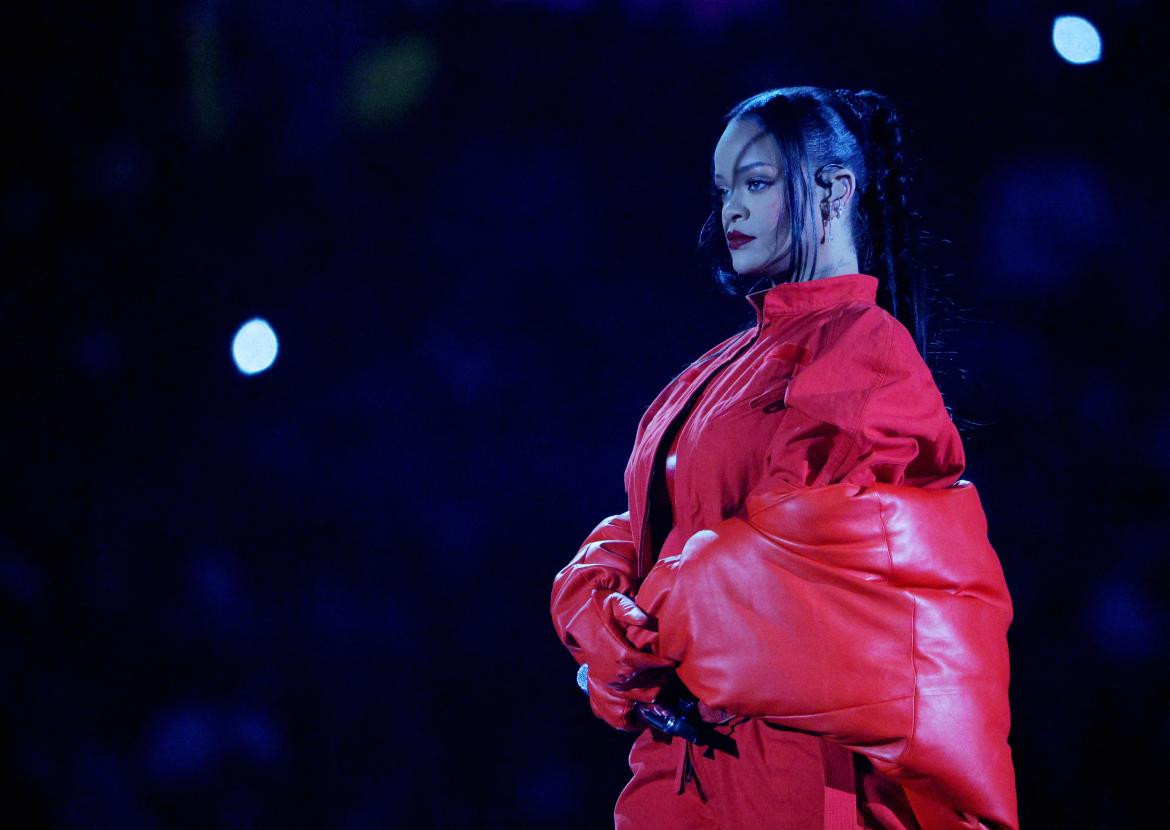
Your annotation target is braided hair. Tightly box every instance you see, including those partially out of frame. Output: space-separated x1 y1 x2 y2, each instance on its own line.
840 89 930 361
698 86 944 371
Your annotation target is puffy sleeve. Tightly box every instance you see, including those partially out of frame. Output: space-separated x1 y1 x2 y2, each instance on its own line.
759 305 965 492
550 512 640 663
630 482 1019 830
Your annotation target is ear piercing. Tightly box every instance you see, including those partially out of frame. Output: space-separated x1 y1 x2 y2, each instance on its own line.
825 203 842 242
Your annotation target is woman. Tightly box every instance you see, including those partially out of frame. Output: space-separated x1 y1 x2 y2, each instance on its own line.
550 87 1017 830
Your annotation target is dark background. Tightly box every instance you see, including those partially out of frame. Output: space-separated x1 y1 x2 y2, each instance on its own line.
4 1 1168 827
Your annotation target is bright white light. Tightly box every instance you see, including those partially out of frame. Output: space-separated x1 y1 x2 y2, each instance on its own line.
1052 15 1102 64
232 318 279 375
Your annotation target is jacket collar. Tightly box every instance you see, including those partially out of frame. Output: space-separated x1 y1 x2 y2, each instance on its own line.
746 272 879 325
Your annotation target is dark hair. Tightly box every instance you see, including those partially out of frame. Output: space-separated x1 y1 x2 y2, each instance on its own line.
699 86 940 367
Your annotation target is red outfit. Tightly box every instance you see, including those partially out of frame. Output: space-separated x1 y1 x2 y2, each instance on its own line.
551 273 1017 829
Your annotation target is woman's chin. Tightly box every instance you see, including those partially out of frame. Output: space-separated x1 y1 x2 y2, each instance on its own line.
730 253 762 275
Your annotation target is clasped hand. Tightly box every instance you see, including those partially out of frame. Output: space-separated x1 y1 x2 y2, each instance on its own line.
579 590 676 730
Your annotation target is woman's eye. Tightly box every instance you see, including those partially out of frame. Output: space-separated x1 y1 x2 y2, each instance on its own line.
710 181 770 202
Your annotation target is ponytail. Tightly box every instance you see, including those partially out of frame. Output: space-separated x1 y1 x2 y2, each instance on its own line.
834 89 976 433
837 89 929 365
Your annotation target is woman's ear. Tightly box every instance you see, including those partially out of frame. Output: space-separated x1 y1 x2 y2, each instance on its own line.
814 164 857 244
814 163 856 215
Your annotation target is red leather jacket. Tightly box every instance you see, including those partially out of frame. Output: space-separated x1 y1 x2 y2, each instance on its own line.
551 273 1017 829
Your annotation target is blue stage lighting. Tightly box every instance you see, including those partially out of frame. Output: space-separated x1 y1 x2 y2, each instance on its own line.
1052 15 1102 65
232 318 279 375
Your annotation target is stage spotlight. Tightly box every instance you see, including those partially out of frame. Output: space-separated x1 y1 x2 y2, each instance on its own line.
1052 15 1102 65
232 318 279 376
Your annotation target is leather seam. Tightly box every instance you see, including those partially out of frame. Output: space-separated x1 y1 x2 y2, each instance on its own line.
898 594 921 768
760 693 914 718
875 491 896 582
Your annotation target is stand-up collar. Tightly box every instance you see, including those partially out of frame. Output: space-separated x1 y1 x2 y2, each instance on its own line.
746 272 879 325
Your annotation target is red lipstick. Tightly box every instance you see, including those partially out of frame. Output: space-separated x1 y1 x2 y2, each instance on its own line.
727 230 755 250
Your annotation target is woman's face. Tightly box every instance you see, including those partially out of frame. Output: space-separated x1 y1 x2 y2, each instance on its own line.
711 116 794 281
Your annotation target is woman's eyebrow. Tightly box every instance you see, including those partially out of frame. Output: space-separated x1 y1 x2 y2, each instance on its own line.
712 161 777 182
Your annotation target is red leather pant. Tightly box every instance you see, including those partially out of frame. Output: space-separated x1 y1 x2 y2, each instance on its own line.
613 718 919 830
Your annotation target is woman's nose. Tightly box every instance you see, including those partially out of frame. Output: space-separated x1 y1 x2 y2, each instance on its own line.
723 200 745 225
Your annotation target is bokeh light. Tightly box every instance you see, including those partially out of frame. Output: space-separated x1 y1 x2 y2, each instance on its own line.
231 318 279 375
348 34 438 126
1052 15 1102 64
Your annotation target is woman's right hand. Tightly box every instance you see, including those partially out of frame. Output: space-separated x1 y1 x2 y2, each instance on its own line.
579 590 677 731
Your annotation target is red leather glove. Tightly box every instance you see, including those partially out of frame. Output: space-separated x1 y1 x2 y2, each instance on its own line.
577 590 676 730
551 513 677 731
